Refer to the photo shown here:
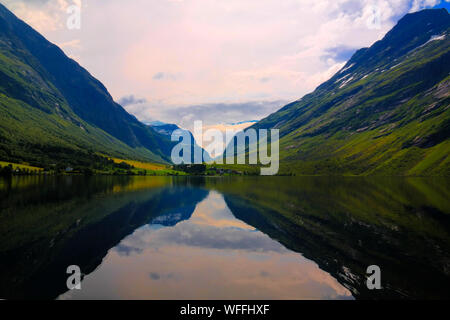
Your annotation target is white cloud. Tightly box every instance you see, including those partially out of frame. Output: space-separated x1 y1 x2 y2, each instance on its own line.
2 0 76 32
3 0 447 126
410 0 441 11
59 39 81 49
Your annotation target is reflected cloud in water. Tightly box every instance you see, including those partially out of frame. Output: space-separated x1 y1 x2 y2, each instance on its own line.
2 176 449 300
60 191 352 300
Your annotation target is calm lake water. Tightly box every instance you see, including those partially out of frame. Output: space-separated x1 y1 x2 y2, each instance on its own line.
0 176 449 299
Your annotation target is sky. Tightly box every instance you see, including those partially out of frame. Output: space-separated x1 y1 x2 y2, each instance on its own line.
2 0 450 134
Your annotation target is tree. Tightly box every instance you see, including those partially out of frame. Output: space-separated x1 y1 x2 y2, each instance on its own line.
1 164 13 177
83 168 94 176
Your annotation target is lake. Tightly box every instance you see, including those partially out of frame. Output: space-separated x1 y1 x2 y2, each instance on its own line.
0 176 449 299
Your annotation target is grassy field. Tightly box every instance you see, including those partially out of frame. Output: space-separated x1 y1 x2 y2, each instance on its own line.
111 158 167 171
0 161 43 171
206 163 260 175
0 157 188 176
110 158 186 175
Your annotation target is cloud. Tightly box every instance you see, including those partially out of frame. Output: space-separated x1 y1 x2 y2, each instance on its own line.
152 72 165 80
410 0 441 11
153 222 287 252
323 46 358 63
115 244 143 256
5 0 448 126
2 0 78 32
123 100 287 154
124 100 288 129
152 72 180 81
149 272 161 280
59 39 81 49
118 203 287 253
118 94 148 107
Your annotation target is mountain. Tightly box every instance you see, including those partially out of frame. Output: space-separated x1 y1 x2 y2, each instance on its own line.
0 178 209 299
148 122 183 136
212 177 450 299
251 9 450 176
147 122 213 162
0 3 174 167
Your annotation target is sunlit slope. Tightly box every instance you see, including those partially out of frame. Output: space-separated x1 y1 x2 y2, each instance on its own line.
252 9 450 176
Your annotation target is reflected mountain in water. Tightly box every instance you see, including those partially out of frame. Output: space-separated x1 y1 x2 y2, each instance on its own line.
60 191 351 300
210 177 450 299
0 176 208 299
0 176 449 299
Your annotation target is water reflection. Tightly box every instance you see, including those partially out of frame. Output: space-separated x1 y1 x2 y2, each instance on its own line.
60 192 351 300
0 176 449 299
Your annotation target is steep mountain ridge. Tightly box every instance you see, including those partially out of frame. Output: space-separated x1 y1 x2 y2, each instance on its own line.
0 3 174 166
251 9 450 176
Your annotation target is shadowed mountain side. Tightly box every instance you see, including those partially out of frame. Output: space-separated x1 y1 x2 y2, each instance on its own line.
0 3 175 165
209 177 450 299
0 176 208 299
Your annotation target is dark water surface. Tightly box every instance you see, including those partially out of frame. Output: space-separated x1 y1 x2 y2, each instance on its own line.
0 176 449 299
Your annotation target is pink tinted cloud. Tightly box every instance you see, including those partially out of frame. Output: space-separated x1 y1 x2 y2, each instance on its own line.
4 0 445 124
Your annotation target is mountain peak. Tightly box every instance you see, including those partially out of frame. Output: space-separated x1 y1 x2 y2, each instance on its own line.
251 8 450 176
386 7 449 39
401 7 449 21
325 8 450 88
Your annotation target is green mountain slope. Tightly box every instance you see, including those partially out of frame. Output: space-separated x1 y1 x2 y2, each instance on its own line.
0 3 174 167
253 9 450 176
